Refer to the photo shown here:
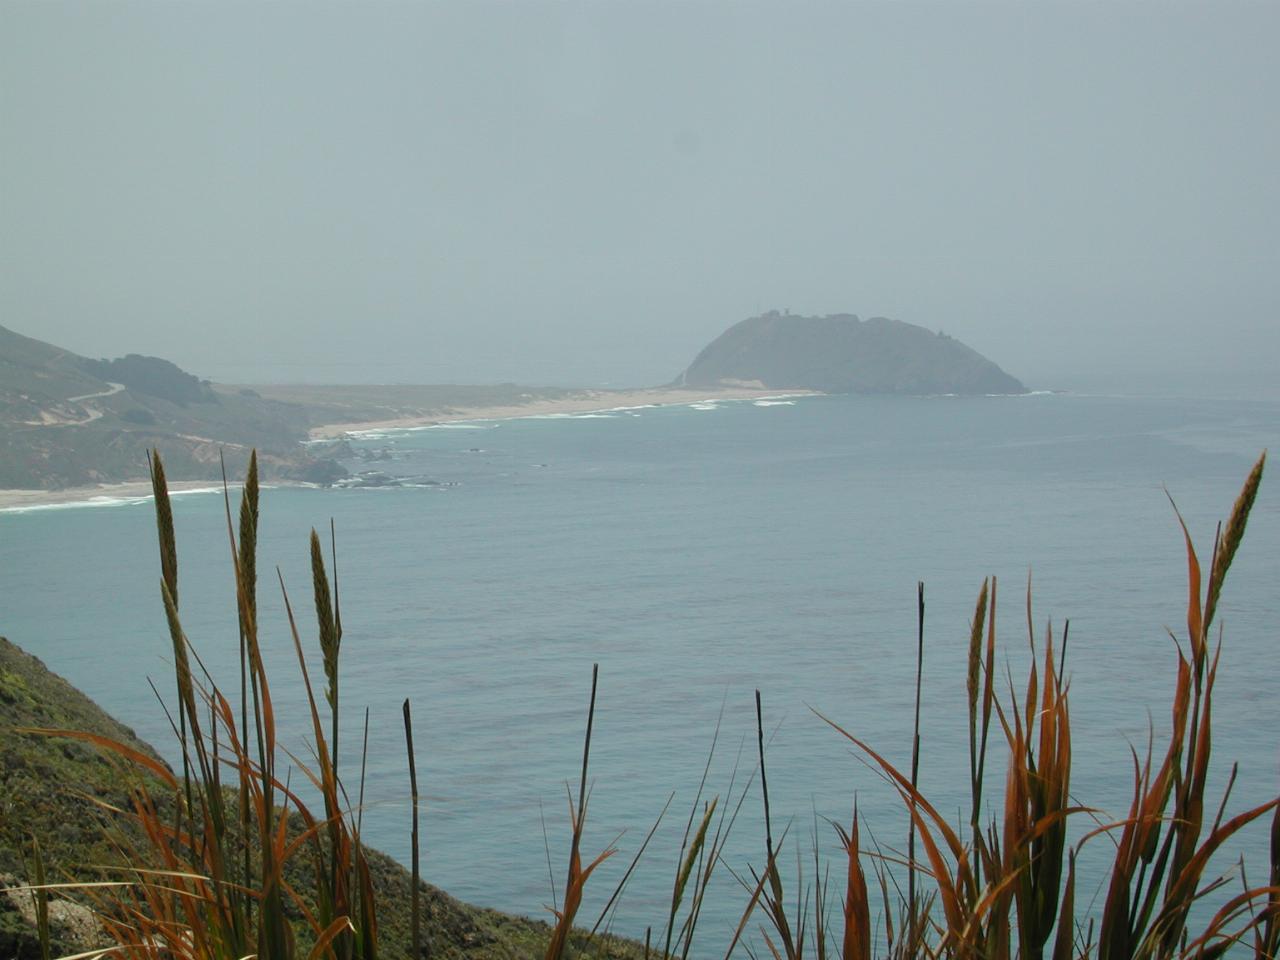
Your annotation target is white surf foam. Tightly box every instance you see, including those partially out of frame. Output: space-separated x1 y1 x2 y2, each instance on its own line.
169 486 231 498
526 412 618 420
1 496 151 514
0 485 228 515
598 403 661 414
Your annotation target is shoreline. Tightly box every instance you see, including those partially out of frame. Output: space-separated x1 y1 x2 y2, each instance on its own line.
0 480 245 513
308 385 818 439
0 387 817 511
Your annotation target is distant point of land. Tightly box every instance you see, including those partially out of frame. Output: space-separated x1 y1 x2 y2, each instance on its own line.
677 311 1026 396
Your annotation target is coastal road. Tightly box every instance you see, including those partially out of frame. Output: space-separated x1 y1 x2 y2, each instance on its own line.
51 382 127 425
67 382 126 404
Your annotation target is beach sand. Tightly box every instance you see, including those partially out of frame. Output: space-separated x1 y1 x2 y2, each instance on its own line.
308 386 815 439
0 480 240 513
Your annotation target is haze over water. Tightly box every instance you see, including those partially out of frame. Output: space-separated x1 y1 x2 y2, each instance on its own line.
4 2 1278 396
4 392 1278 947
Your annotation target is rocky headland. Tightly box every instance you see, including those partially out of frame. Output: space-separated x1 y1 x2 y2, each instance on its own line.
678 311 1026 395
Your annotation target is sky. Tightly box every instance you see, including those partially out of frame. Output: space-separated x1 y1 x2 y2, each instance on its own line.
2 1 1277 395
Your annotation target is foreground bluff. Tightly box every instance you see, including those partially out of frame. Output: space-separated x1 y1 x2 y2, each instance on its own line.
678 312 1026 395
0 637 641 959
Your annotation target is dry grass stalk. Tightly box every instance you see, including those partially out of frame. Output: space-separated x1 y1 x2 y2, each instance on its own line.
28 450 382 959
1204 450 1265 634
833 809 870 960
756 690 799 960
403 699 421 959
545 664 617 960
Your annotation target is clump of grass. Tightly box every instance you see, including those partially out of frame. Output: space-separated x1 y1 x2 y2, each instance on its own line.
803 450 1278 960
27 451 381 959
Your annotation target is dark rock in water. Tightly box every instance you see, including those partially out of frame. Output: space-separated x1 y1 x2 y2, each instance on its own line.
334 471 445 489
283 457 349 486
341 471 399 488
678 311 1026 395
308 439 354 460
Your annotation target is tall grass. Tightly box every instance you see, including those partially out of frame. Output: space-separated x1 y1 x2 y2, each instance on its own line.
18 449 1278 959
28 451 380 959
798 451 1278 960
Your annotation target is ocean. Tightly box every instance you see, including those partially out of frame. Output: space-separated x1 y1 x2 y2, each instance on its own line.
3 391 1278 951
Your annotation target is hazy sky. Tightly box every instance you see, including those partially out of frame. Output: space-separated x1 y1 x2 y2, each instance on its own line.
2 1 1277 395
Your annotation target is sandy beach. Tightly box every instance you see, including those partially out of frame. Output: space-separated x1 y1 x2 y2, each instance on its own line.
308 386 816 439
0 480 240 513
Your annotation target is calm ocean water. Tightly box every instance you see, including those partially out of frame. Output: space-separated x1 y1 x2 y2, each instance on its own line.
3 392 1278 950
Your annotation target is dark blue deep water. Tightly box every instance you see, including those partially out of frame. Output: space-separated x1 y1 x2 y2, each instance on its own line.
4 393 1278 951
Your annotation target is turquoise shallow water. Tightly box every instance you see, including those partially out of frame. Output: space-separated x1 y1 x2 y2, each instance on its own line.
3 392 1279 951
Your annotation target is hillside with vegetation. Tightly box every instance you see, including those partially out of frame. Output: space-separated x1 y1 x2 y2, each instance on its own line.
678 312 1027 395
0 325 582 490
0 635 643 960
0 324 337 488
